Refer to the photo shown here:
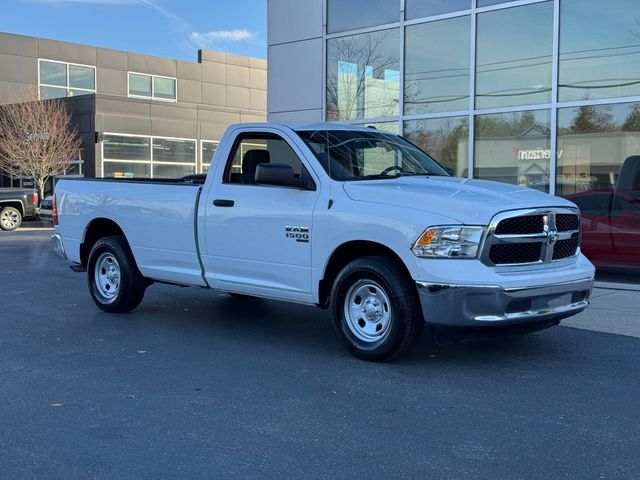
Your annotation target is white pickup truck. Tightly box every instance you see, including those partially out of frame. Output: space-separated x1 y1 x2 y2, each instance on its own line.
52 123 594 361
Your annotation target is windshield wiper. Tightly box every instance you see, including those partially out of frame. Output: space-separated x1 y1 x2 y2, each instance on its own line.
346 170 449 181
347 174 403 181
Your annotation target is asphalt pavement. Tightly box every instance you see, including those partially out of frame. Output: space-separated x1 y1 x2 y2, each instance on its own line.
1 228 639 479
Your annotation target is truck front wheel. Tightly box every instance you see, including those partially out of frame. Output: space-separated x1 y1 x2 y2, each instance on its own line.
331 256 424 362
87 236 147 313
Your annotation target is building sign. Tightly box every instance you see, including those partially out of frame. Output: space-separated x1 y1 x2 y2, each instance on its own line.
514 147 564 160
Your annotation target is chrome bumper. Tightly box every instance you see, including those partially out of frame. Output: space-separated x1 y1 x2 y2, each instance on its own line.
416 278 593 327
51 233 67 260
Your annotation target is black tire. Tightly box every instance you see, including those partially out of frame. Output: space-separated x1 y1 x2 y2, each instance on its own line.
331 256 424 362
87 235 147 313
0 206 22 231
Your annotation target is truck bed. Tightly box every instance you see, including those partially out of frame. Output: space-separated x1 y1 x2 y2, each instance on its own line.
55 178 207 287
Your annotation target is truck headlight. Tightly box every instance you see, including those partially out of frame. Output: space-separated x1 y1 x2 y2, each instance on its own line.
412 226 484 259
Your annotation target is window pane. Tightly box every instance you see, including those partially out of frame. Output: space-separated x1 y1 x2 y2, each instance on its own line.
103 162 151 178
65 163 81 176
69 65 95 90
327 29 400 121
475 2 553 109
68 89 94 98
404 116 469 176
39 60 66 87
224 135 306 185
557 102 640 195
202 141 218 165
366 122 399 134
559 0 640 102
153 138 195 163
154 76 176 100
474 110 551 192
557 102 640 269
40 86 67 99
103 135 151 161
129 73 152 97
478 0 508 6
405 16 470 115
327 0 398 33
153 163 196 178
406 0 470 19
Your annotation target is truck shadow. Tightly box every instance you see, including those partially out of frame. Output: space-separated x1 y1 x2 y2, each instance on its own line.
139 286 565 369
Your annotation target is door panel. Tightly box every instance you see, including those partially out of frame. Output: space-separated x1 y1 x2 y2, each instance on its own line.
201 131 320 302
610 194 640 269
571 192 614 265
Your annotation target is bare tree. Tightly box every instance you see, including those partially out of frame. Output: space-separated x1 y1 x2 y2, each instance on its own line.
0 84 81 200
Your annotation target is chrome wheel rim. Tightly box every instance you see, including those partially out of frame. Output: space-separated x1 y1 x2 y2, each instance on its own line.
94 252 120 302
1 209 20 229
344 280 392 343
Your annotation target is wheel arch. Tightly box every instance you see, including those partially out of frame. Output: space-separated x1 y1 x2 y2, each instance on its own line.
318 240 414 308
0 200 25 216
80 217 132 267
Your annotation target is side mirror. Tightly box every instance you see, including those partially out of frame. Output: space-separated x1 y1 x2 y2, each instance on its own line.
255 164 315 190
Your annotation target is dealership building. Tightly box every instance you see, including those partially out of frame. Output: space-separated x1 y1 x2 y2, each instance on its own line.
0 31 267 189
267 0 640 272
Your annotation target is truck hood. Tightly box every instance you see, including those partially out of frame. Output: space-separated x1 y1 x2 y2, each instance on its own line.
342 176 576 224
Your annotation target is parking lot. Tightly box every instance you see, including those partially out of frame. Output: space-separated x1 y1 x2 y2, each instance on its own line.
1 227 639 479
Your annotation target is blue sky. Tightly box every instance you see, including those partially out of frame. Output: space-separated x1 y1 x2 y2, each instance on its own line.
1 0 267 61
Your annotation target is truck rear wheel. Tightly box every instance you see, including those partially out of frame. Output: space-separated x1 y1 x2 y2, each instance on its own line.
331 256 424 362
0 206 22 231
87 236 147 313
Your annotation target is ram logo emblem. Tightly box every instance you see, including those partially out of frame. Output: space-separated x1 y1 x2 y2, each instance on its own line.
285 226 310 243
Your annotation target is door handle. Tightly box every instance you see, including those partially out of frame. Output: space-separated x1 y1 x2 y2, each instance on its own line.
213 199 235 207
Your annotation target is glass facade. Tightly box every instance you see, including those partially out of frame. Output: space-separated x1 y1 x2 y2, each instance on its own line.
475 2 553 109
405 0 470 19
404 116 469 176
327 0 399 34
325 0 640 271
475 110 551 191
405 15 470 115
559 0 640 102
102 134 197 179
326 28 400 121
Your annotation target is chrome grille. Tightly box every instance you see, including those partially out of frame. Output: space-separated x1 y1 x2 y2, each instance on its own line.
482 209 581 267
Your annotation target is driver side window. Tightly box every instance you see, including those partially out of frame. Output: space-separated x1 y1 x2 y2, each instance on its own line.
223 133 305 185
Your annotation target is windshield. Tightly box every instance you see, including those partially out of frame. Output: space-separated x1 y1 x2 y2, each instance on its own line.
297 129 450 181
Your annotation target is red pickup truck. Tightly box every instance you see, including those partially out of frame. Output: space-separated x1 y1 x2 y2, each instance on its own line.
566 156 640 270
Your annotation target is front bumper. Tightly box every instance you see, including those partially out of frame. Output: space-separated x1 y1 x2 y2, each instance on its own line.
51 233 68 260
416 277 593 327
